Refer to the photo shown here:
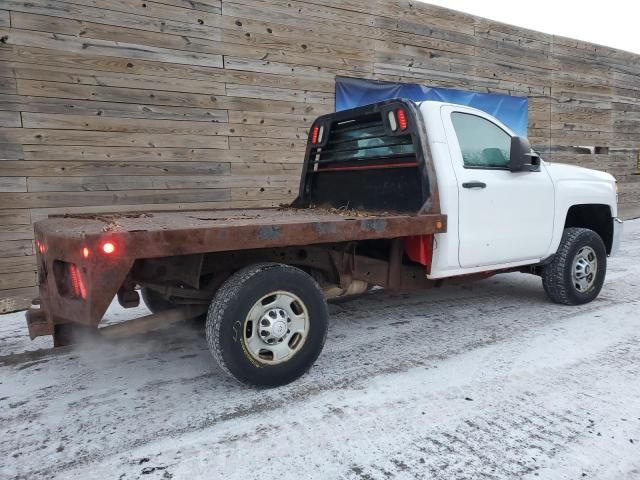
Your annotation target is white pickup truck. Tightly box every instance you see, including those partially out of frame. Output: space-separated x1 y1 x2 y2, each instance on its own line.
27 98 623 387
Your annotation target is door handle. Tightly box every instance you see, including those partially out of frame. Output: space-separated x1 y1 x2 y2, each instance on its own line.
462 181 487 189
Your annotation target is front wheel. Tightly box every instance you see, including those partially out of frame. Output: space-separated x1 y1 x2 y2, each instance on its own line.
542 227 607 305
206 263 328 387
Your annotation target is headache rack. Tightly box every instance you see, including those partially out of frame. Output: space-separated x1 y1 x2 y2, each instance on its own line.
294 99 433 214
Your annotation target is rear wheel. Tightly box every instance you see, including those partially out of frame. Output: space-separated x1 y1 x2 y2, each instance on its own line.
542 227 607 305
206 263 328 387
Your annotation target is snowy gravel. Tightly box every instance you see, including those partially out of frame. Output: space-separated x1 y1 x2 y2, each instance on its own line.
1 220 639 480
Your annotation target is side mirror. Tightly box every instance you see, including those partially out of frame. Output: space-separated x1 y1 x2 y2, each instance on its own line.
509 136 540 172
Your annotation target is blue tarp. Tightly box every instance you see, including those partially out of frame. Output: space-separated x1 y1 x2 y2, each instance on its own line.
335 77 529 136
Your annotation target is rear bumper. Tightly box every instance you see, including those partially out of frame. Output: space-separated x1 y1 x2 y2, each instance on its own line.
610 217 623 256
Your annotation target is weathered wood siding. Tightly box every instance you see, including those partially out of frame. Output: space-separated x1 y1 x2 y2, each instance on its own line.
1 0 639 312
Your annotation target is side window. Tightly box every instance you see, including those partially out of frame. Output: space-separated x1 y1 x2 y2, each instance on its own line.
451 112 511 168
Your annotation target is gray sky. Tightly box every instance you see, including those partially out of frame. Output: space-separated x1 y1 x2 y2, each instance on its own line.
420 0 640 54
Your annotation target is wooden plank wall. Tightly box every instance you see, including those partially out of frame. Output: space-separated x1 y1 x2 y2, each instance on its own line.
1 0 639 313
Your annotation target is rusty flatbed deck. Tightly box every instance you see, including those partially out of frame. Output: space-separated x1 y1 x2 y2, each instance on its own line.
27 208 446 335
36 208 447 260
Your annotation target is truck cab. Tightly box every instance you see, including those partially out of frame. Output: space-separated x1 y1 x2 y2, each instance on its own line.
418 101 621 279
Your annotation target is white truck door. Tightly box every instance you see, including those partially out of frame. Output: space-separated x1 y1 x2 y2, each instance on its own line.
442 106 555 268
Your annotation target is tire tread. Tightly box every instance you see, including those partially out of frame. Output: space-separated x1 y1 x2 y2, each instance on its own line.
206 263 327 385
542 227 606 305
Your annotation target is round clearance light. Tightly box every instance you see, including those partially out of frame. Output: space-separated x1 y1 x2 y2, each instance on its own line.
82 247 90 258
102 242 116 254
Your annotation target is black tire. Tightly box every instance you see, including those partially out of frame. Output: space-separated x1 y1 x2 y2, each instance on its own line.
542 227 607 305
206 263 328 387
141 287 175 313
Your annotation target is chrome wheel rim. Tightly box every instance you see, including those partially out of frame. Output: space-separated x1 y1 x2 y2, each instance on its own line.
243 291 309 365
572 246 598 293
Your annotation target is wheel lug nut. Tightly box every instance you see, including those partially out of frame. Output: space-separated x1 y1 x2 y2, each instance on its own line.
261 319 269 326
260 330 268 337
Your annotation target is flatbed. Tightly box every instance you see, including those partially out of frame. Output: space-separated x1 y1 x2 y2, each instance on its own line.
28 206 445 346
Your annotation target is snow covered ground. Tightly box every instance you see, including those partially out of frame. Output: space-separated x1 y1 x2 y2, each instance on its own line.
1 220 639 480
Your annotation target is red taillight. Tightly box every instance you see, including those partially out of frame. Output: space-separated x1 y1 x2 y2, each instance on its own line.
397 108 408 131
36 240 46 254
69 264 86 300
102 242 115 254
311 126 320 144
